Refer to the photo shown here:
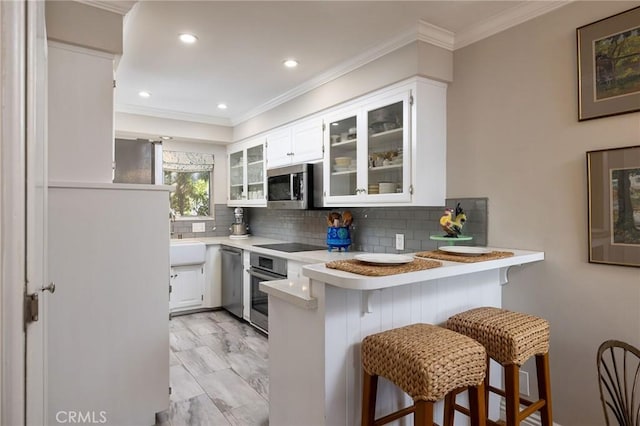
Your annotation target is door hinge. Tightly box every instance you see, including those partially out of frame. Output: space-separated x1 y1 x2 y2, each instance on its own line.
113 80 116 88
409 184 414 194
201 295 204 301
322 123 326 131
322 144 325 154
409 95 414 106
25 293 39 325
201 267 204 274
169 386 172 395
169 285 172 294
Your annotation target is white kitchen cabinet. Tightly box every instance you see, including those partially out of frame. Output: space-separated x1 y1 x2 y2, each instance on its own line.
266 117 324 169
48 42 114 183
227 137 267 207
170 264 205 312
323 78 446 207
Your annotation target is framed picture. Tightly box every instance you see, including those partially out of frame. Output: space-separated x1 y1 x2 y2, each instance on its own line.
577 6 640 121
587 145 640 267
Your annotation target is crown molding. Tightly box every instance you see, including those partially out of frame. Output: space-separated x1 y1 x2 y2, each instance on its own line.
75 0 137 16
417 20 455 51
454 1 573 50
115 104 232 127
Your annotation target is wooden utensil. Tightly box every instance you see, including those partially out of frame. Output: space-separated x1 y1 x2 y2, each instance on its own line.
343 211 353 226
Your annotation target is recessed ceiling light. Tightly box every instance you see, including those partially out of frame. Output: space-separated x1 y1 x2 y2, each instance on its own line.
217 103 228 110
160 136 172 140
179 33 198 44
138 91 151 98
331 123 339 126
283 59 298 68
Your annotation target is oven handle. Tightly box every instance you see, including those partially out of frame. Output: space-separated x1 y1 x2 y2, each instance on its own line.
247 268 285 282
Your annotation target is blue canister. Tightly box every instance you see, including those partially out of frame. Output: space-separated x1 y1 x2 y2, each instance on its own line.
327 226 351 251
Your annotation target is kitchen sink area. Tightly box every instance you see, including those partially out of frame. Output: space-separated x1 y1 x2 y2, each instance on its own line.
169 240 206 266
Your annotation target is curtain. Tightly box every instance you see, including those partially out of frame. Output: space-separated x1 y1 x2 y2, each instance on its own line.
163 150 214 172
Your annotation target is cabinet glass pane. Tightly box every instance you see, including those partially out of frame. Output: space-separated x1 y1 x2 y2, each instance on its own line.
367 101 403 195
229 151 244 201
246 144 264 200
328 115 357 197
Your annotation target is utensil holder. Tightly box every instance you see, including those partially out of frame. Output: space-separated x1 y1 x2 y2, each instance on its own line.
327 226 351 252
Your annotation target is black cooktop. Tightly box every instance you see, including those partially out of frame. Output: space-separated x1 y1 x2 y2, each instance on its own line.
254 243 326 253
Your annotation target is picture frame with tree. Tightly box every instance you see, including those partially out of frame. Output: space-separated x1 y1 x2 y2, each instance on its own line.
587 145 640 267
577 6 640 121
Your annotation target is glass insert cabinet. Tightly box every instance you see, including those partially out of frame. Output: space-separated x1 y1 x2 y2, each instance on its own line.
323 88 411 205
228 139 266 207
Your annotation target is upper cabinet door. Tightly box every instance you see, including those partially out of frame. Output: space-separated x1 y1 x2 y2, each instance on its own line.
291 117 323 164
265 128 292 169
227 138 266 207
323 108 360 203
363 90 411 203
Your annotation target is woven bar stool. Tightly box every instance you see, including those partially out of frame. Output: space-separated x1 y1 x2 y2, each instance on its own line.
445 307 552 426
361 323 487 426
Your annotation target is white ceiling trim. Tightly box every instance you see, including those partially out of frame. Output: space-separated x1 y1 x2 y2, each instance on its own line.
454 0 573 50
417 20 455 51
75 0 137 16
115 104 232 127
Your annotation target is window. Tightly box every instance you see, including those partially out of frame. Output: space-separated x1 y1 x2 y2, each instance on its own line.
163 150 215 218
164 170 211 217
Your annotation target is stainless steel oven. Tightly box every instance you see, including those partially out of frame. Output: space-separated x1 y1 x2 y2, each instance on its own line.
247 252 287 333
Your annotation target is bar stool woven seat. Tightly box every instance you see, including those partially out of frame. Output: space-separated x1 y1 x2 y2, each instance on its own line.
446 307 549 366
361 323 488 426
445 307 552 426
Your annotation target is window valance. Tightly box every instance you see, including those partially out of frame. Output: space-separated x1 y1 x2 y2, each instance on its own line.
163 150 214 172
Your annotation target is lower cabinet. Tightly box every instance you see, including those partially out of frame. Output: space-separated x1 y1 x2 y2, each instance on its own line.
170 264 205 312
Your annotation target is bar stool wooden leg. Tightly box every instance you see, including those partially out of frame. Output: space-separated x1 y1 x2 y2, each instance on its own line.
442 391 456 426
469 382 487 426
484 356 491 417
413 400 433 426
536 353 553 426
362 370 378 426
504 364 520 426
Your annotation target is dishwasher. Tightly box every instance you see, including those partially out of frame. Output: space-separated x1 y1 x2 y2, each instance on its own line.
221 245 243 318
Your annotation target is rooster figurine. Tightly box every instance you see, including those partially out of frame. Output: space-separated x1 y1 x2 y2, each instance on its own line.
440 203 467 237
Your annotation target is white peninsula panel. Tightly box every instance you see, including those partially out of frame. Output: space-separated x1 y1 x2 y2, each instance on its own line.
266 249 544 426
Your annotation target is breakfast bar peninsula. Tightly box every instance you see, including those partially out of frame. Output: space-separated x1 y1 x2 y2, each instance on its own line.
261 248 544 426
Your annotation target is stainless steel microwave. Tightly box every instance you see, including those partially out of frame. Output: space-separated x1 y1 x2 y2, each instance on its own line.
267 163 320 209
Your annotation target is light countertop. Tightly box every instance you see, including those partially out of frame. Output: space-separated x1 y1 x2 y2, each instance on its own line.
302 248 544 291
171 235 363 264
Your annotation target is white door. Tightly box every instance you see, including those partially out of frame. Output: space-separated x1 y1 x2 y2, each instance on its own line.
25 1 48 424
266 128 292 168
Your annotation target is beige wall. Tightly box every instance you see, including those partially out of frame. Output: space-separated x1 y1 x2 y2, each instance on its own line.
46 1 123 55
447 1 640 424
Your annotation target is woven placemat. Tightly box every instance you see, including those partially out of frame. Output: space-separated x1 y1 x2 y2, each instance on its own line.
415 250 514 263
325 258 442 276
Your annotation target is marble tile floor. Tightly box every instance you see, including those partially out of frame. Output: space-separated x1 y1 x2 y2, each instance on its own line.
159 310 269 426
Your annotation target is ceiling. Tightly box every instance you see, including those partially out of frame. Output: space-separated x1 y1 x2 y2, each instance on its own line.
112 1 570 128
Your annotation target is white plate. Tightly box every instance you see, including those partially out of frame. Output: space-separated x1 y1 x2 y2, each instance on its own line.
438 246 492 256
355 254 414 264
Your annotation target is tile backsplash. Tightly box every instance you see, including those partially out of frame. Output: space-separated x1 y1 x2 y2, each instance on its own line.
246 198 488 253
170 204 236 239
170 199 488 253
